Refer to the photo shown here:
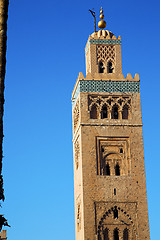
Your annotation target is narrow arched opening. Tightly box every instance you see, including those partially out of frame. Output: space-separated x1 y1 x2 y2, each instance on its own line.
103 228 109 240
101 105 108 119
114 228 119 240
122 105 129 119
111 105 119 119
113 207 118 219
107 61 113 73
123 228 129 240
115 163 120 176
90 104 97 119
98 232 102 240
99 61 104 73
104 162 110 176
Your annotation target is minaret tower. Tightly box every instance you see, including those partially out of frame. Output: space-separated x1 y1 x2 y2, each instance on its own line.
72 8 150 240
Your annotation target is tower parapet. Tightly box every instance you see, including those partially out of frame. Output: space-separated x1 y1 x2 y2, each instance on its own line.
72 8 150 240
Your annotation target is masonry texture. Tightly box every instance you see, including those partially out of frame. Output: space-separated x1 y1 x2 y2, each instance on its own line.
72 28 150 240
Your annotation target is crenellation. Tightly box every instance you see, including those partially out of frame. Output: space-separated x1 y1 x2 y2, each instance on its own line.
72 8 150 240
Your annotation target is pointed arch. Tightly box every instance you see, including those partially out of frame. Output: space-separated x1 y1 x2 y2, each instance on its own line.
90 104 97 119
99 61 104 73
107 61 113 73
101 104 108 119
123 228 129 240
113 206 118 219
103 228 109 240
122 104 129 119
115 163 120 176
103 162 110 176
97 206 136 238
111 104 119 119
113 228 119 240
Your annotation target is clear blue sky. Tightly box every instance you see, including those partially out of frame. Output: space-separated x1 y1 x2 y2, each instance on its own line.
2 0 160 239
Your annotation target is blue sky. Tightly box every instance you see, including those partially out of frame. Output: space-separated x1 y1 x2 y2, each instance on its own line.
2 0 160 239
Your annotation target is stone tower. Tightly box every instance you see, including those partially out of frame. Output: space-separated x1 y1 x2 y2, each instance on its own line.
72 8 150 240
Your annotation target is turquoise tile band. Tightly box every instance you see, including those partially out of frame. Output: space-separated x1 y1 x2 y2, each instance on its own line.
72 80 140 109
85 39 121 55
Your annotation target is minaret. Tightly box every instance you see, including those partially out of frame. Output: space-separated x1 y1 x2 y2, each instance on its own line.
72 8 150 240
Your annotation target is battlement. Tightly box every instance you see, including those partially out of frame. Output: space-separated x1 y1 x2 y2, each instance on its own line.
72 72 140 105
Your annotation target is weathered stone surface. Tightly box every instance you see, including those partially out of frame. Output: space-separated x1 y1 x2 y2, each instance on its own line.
72 28 150 240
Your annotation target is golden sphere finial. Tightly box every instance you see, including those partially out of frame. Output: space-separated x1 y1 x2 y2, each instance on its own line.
98 7 106 29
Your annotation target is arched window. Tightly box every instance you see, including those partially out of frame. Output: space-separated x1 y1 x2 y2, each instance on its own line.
104 162 110 176
114 228 119 240
111 105 118 119
101 105 108 119
107 61 113 73
123 228 129 240
90 104 97 119
122 105 129 119
103 228 109 240
99 61 104 73
113 207 118 219
115 163 120 176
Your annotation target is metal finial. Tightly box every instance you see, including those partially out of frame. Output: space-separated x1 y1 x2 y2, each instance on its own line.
89 9 96 32
98 7 106 29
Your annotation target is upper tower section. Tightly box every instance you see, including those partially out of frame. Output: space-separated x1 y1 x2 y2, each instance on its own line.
85 8 122 79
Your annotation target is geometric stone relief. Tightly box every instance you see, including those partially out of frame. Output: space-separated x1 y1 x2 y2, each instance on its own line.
74 135 80 170
97 45 115 66
73 99 80 133
95 201 137 240
72 80 140 109
89 95 132 120
96 137 131 176
85 39 121 55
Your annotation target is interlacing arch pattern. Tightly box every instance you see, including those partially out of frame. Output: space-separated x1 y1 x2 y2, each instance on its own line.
89 95 131 120
97 45 115 64
73 100 80 132
97 206 137 240
97 45 115 73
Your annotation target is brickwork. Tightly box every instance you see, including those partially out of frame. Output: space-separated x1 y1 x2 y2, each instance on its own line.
72 29 150 240
85 31 122 77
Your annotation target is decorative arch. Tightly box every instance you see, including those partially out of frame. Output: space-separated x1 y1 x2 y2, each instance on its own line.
111 104 119 119
122 104 130 119
107 60 114 73
104 152 122 159
97 206 136 239
102 152 122 176
88 95 132 120
115 162 120 176
103 227 109 240
98 61 104 73
113 228 119 240
101 104 108 119
123 228 129 240
90 104 98 119
103 162 110 176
